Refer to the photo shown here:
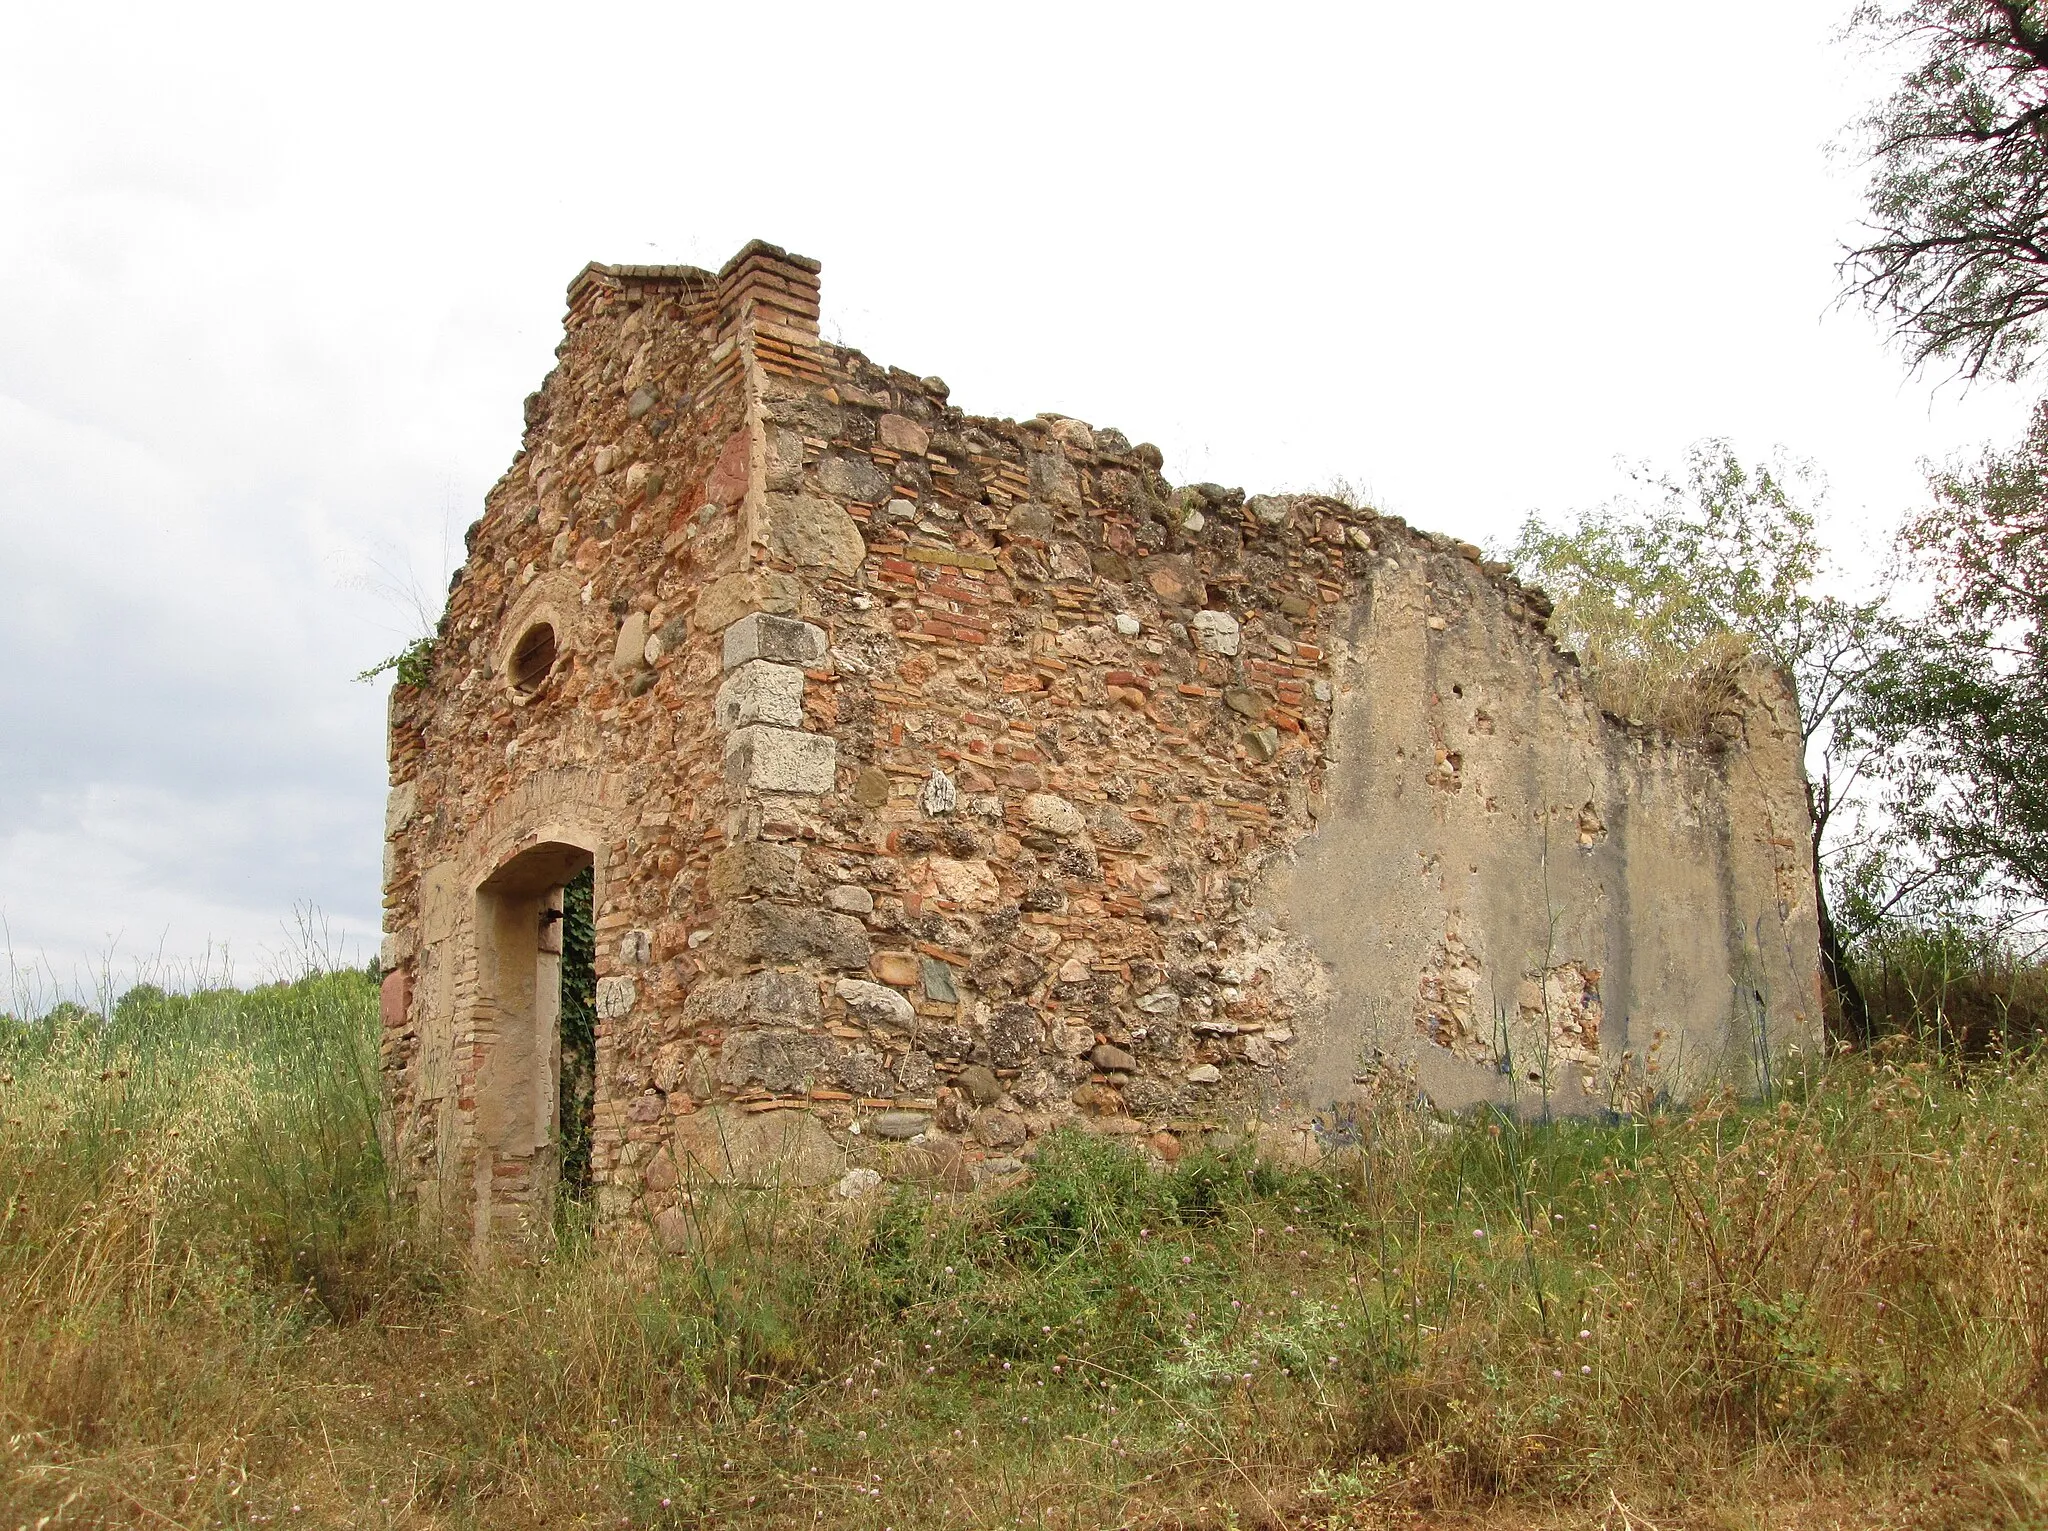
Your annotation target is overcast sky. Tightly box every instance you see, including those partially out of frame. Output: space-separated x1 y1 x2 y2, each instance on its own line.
0 1 2034 1003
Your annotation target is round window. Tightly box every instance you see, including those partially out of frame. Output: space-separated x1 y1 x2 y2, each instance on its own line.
510 622 557 695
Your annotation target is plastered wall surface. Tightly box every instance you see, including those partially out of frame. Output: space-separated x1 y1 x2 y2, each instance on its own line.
378 240 1825 1250
1265 561 1820 1118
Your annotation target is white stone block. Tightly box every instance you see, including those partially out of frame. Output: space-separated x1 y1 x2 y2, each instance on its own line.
612 611 649 673
834 1166 883 1200
385 781 417 838
722 612 826 671
825 884 875 915
715 661 806 730
725 725 838 794
596 975 637 1019
836 978 916 1029
1191 609 1241 656
1022 792 1083 838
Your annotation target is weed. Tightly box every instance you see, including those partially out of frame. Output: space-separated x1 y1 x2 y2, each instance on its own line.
5 972 2048 1527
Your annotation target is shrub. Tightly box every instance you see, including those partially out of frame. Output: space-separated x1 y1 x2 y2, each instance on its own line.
1853 922 2048 1056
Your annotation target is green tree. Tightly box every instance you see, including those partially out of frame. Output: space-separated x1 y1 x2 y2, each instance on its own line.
1837 0 2048 956
1846 403 2048 927
1511 442 1890 1033
1843 1 2048 379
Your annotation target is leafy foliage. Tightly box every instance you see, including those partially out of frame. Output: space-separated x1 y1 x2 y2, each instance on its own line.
353 633 437 688
559 867 597 1200
1844 1 2048 379
1509 441 1879 738
1848 398 2048 922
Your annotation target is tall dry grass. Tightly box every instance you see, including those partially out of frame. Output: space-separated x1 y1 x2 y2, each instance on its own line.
1550 619 1755 738
0 972 412 1441
4 971 2047 1528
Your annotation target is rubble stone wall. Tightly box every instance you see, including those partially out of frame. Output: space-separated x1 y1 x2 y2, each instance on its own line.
379 240 1826 1251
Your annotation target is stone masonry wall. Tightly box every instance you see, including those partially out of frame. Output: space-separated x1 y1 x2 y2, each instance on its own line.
380 240 1825 1250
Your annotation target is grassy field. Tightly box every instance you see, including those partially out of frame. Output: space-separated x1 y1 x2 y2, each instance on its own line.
4 972 2048 1529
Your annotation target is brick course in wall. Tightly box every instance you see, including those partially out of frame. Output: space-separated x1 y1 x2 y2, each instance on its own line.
381 240 1825 1251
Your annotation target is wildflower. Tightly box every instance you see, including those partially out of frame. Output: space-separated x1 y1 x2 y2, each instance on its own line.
1580 1365 1591 1375
1473 1228 1487 1239
1579 1329 1591 1340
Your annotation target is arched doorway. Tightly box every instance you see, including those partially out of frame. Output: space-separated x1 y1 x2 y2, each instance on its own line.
470 840 598 1253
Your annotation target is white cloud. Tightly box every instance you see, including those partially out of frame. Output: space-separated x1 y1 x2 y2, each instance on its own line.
0 0 2035 994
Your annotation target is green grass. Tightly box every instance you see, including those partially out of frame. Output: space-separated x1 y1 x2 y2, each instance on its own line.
5 972 2048 1528
1854 923 2048 1057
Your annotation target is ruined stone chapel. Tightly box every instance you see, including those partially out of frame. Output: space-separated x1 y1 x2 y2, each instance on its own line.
377 240 1824 1252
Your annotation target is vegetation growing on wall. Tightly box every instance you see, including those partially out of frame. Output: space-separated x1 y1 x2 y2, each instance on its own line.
354 633 438 689
560 865 597 1202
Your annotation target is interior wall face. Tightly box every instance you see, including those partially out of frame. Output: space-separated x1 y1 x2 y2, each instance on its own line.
378 242 1826 1250
1266 561 1822 1116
